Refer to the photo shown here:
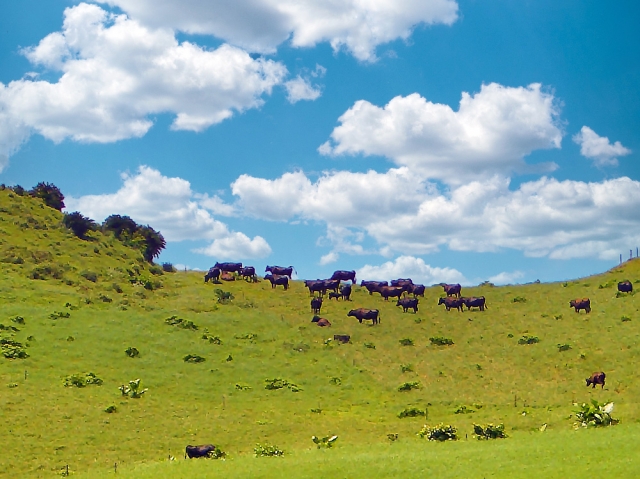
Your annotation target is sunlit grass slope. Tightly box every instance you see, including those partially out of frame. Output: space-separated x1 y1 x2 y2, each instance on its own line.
1 189 639 477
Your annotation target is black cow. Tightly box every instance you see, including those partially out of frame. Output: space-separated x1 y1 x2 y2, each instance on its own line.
569 298 591 313
380 286 404 301
586 371 606 389
305 279 325 296
396 297 419 313
323 279 340 294
340 284 352 301
409 284 425 297
391 278 413 289
334 334 350 343
347 308 380 325
330 270 357 283
239 266 256 282
214 262 242 273
462 296 487 311
264 274 289 290
360 280 388 295
328 292 341 300
311 297 323 314
204 267 220 283
186 444 215 458
438 297 464 311
265 265 295 278
618 281 633 293
441 283 461 297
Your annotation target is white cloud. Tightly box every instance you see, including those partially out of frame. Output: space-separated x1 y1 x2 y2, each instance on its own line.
573 126 631 167
284 76 322 104
319 251 339 265
99 0 459 61
0 3 287 159
65 165 272 260
357 256 467 285
320 83 562 184
487 270 524 285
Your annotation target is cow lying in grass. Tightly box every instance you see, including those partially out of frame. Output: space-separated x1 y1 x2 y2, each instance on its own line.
311 316 331 327
186 444 215 458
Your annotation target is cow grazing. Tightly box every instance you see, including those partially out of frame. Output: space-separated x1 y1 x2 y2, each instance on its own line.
441 283 462 297
311 297 323 314
330 270 357 283
186 444 215 458
396 297 419 313
265 265 295 278
239 266 256 282
618 281 633 293
311 315 331 327
214 262 242 273
462 296 487 311
438 297 464 312
347 308 380 325
360 280 388 295
340 284 352 301
586 371 606 389
334 334 350 343
569 298 591 313
204 267 220 283
380 286 404 301
328 292 341 300
409 284 425 298
264 274 289 290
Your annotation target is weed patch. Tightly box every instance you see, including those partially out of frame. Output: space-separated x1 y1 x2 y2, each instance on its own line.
63 372 103 388
125 347 140 358
1 338 29 359
164 315 198 330
399 338 414 346
518 335 540 345
473 423 507 439
311 435 338 448
398 381 420 392
183 354 206 363
254 444 284 457
430 336 454 346
398 407 426 418
574 400 618 428
119 379 148 398
264 378 301 392
417 424 457 441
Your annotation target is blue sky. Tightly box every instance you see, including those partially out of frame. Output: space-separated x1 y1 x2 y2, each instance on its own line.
1 0 639 285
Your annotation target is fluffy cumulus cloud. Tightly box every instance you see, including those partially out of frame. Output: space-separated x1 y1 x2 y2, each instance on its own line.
0 3 287 162
487 270 525 285
284 77 322 104
319 83 563 184
573 126 631 167
100 0 459 61
357 256 467 285
65 166 271 259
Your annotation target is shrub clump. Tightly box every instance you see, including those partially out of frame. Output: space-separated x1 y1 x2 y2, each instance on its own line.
429 336 454 346
512 296 527 303
63 212 97 239
574 400 618 428
214 289 234 304
254 444 284 457
518 335 540 345
400 364 413 373
364 342 376 349
397 381 420 392
64 372 103 388
119 378 148 398
557 343 572 352
399 338 414 346
398 407 427 418
264 378 301 392
81 271 98 282
125 347 140 358
473 423 507 439
202 330 222 344
312 435 338 449
11 316 25 325
49 311 70 319
1 338 29 359
183 354 206 363
165 315 198 330
162 262 176 273
104 405 117 414
417 424 458 441
454 405 475 414
29 264 65 280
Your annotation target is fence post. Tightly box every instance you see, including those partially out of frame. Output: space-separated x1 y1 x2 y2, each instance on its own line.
620 254 623 264
631 250 633 260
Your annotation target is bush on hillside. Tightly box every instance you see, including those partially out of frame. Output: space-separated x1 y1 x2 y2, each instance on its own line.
214 289 234 304
399 338 414 346
125 347 140 358
429 336 454 346
473 423 507 439
81 271 98 282
10 185 25 196
264 378 301 392
183 354 206 363
574 399 618 428
454 405 475 414
397 381 420 392
254 444 284 457
29 264 66 280
162 262 176 272
165 315 198 330
398 407 426 418
149 265 164 276
417 424 457 441
135 225 166 262
400 364 413 373
102 215 138 239
1 338 29 359
29 182 65 211
64 372 103 388
63 212 97 239
518 335 540 345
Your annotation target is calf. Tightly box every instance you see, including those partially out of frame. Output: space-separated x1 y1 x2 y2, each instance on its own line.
396 297 419 313
618 281 633 293
569 298 591 313
221 271 235 281
328 292 341 300
347 308 380 325
438 297 464 312
186 444 215 458
311 297 323 314
586 371 606 389
311 316 331 327
462 296 487 311
340 284 352 301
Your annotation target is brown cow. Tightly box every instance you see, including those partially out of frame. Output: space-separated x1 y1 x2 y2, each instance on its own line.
220 271 235 281
379 286 404 301
311 316 331 327
569 298 591 313
438 297 464 312
586 371 605 388
441 283 461 297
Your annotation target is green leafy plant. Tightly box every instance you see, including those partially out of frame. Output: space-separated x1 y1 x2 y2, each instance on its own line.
49 311 70 319
473 423 507 439
512 296 527 303
125 347 140 358
202 330 222 344
1 338 29 359
311 435 338 448
574 399 618 428
235 333 257 340
363 342 376 349
400 364 413 373
63 211 97 239
621 316 632 322
206 446 227 459
518 335 540 345
430 336 454 346
10 316 25 325
104 405 117 414
264 378 301 392
454 405 475 414
329 377 342 386
398 407 426 418
183 354 205 363
119 378 148 398
29 182 65 210
164 315 198 330
214 289 234 304
64 372 103 388
417 424 458 441
235 384 251 391
387 433 399 442
397 381 420 392
81 271 98 282
254 443 284 457
557 343 571 352
399 338 414 346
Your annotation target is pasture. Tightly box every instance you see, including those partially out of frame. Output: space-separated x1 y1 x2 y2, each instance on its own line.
1 189 640 477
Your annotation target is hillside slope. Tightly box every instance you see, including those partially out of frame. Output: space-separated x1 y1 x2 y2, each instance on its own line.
1 191 639 478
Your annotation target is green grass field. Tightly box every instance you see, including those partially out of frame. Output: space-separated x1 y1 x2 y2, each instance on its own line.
1 189 639 477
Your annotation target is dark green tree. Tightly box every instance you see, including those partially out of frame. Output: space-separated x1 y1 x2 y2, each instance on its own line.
103 214 138 239
135 225 166 262
63 212 97 239
30 182 65 210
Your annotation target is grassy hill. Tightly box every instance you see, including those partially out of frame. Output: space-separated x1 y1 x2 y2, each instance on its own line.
1 189 640 478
